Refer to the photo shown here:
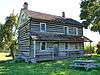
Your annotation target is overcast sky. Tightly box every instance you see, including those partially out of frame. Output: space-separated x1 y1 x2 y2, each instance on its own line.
0 0 100 44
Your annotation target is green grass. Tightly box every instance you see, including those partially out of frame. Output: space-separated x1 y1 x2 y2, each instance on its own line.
0 53 100 75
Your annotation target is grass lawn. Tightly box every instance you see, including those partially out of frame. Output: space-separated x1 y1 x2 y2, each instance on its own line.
0 53 100 75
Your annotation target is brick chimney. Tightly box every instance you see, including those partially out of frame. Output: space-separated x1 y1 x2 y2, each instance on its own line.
62 12 65 18
23 2 28 9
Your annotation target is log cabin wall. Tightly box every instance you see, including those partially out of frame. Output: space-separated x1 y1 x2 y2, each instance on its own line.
18 21 31 57
30 19 83 36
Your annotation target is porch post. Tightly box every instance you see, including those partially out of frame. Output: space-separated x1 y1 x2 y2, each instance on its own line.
34 40 36 58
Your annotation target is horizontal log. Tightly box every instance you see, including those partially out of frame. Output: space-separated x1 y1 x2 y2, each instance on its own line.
19 40 30 43
19 47 30 51
19 44 30 46
18 37 30 40
19 45 30 47
18 35 30 38
20 50 30 52
19 32 30 36
18 39 30 42
18 21 30 30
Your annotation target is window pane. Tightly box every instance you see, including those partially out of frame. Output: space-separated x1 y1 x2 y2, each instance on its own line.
40 23 46 32
41 24 45 30
65 43 68 49
64 27 67 35
69 27 76 35
75 44 78 49
78 28 82 35
41 42 45 50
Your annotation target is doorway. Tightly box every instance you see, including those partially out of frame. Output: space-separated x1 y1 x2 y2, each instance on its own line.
53 42 59 58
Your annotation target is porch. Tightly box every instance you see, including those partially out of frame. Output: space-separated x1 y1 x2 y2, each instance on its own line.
31 33 92 61
35 50 84 61
30 41 84 61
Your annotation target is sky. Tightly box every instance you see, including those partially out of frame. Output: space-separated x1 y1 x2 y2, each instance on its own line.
0 0 100 44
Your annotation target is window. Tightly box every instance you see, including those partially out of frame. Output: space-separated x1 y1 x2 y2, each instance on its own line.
75 44 78 49
21 14 26 23
40 42 46 50
64 26 68 35
78 28 82 36
64 26 78 35
68 27 77 35
40 23 46 32
65 43 68 49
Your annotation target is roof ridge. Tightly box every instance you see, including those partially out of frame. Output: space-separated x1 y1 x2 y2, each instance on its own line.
27 9 61 18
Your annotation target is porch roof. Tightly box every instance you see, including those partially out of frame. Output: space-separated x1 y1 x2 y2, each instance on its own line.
31 32 92 42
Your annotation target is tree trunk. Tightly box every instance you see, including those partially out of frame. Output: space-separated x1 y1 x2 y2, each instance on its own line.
10 49 15 60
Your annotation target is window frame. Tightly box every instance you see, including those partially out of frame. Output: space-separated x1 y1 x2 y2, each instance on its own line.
21 13 26 23
68 27 77 35
40 42 47 51
64 26 68 35
40 23 46 32
64 26 78 35
64 42 68 50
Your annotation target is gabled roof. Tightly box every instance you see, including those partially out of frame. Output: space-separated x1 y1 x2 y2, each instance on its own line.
25 10 59 20
24 9 82 26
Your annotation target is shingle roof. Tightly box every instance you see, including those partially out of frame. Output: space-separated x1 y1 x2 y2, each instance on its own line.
25 10 58 20
31 32 92 42
25 10 82 26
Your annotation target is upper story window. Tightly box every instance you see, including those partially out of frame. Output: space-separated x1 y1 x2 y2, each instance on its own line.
68 27 78 35
64 26 78 35
20 13 27 23
64 26 68 35
40 23 46 32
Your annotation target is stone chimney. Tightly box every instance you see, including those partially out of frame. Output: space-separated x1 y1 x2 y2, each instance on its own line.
62 12 65 18
23 2 28 9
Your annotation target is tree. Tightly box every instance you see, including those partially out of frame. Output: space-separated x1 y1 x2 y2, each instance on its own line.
80 0 100 33
0 11 18 59
84 44 95 54
96 41 100 54
0 23 5 49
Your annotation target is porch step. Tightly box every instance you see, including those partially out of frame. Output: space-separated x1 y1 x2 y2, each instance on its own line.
24 57 36 63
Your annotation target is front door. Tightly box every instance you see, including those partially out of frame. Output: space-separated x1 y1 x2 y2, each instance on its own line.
53 42 59 58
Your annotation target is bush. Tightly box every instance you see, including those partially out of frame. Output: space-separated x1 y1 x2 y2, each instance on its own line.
96 49 100 54
96 41 100 54
84 44 95 54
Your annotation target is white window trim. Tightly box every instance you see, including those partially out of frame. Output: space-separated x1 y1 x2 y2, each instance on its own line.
40 23 46 32
40 42 47 51
68 27 78 35
76 28 78 35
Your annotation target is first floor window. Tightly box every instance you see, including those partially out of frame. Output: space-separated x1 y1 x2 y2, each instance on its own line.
75 44 79 49
65 43 68 49
41 42 46 50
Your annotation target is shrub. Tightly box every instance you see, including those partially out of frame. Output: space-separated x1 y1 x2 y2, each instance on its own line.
96 41 100 54
84 44 95 54
96 49 100 54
